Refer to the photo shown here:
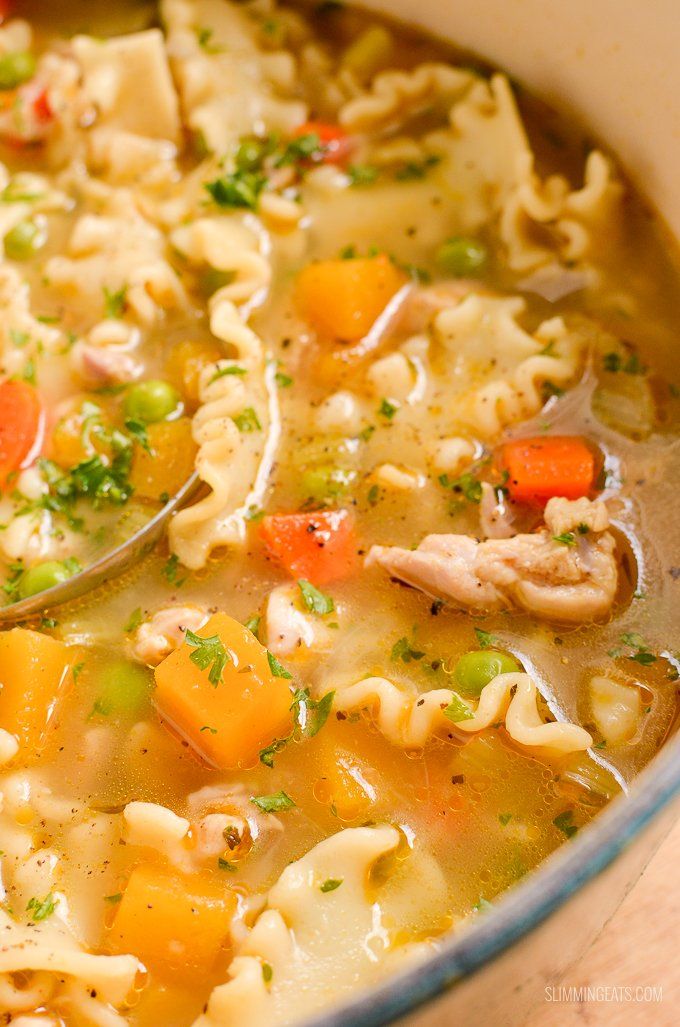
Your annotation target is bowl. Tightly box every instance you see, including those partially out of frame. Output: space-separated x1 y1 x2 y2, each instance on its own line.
302 1 680 1022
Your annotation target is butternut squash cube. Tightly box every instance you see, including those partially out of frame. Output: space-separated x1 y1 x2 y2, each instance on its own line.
0 628 75 754
154 612 293 769
107 864 235 978
129 417 197 502
295 255 406 342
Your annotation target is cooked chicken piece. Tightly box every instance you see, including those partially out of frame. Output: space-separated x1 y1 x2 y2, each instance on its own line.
544 495 610 536
266 583 335 656
367 534 503 611
73 342 141 385
132 604 208 666
367 497 618 622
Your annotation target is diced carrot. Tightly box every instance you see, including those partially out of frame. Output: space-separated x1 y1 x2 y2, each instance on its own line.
0 628 75 754
293 121 353 164
107 864 236 980
154 612 293 770
499 435 597 507
295 255 407 343
129 418 197 502
259 508 357 585
0 380 45 489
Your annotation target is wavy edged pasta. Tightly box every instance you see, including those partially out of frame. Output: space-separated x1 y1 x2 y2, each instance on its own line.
433 293 585 436
0 909 141 1019
339 62 475 133
193 825 434 1027
44 190 187 326
161 0 307 154
333 672 592 755
424 73 621 269
169 295 279 569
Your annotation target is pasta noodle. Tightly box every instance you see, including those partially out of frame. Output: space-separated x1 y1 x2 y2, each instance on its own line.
332 673 593 754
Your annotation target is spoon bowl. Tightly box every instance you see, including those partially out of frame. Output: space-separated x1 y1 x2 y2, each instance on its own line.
0 472 200 624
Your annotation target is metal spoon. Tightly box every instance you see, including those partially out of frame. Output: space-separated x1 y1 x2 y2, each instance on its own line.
0 472 200 624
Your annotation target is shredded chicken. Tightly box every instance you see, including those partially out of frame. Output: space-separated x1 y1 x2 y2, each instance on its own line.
131 604 208 665
74 342 141 385
366 497 618 622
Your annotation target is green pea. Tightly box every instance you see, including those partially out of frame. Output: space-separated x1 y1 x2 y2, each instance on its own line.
453 649 521 697
18 560 75 599
436 236 488 277
91 659 152 718
124 380 181 423
5 220 47 261
0 52 37 91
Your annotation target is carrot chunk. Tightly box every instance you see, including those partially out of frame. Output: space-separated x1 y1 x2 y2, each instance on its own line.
295 255 406 342
259 509 357 584
499 435 597 507
293 121 353 164
0 628 75 754
0 380 45 488
107 864 236 979
154 612 293 770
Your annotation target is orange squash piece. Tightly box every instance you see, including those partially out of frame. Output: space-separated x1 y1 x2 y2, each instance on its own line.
0 628 75 754
165 339 222 407
107 864 236 979
154 612 293 769
129 418 197 502
295 255 406 342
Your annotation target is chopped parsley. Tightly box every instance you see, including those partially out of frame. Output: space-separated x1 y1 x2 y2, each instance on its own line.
602 351 646 375
553 809 578 838
200 725 218 734
498 812 512 826
298 579 334 615
218 857 237 871
439 471 483 504
124 607 144 633
233 407 262 433
185 629 230 686
103 285 127 319
391 636 425 663
267 650 292 679
209 364 247 383
243 613 261 638
104 893 122 904
26 893 58 921
262 962 273 984
124 418 152 453
609 632 658 665
291 687 335 738
348 164 379 187
250 790 296 813
443 694 474 723
162 553 186 586
474 627 496 649
259 687 335 767
378 397 399 420
552 532 577 546
274 370 293 388
205 170 267 211
320 878 343 892
393 155 440 180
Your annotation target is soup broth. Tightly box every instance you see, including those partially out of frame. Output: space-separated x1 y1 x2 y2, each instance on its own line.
1 1 679 1025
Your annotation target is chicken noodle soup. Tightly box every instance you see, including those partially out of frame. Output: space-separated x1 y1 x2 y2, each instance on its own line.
1 0 680 1024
